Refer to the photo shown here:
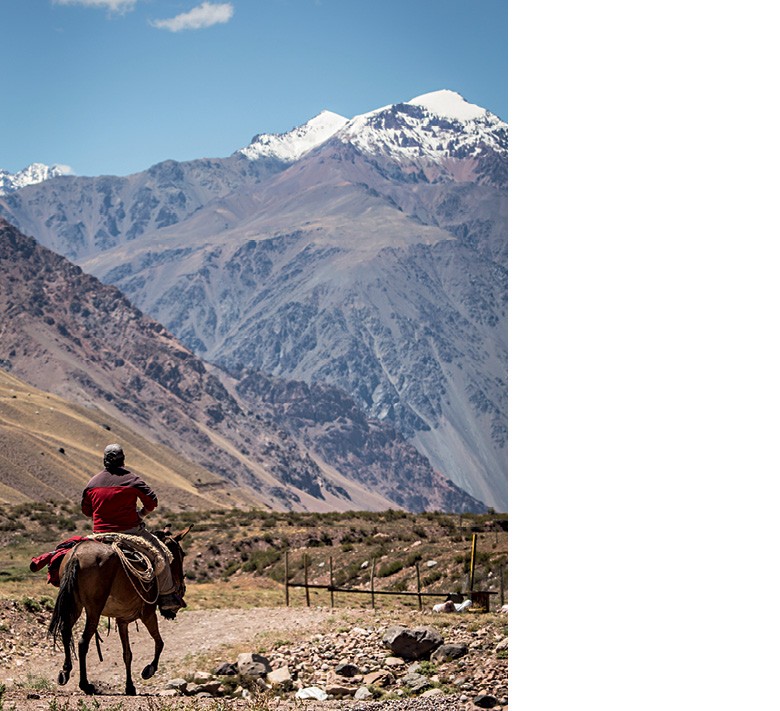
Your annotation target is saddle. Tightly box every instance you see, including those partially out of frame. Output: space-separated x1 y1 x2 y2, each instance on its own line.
91 532 171 577
30 532 171 588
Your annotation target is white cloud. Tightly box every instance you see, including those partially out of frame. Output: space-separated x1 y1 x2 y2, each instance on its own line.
151 2 234 32
53 0 137 12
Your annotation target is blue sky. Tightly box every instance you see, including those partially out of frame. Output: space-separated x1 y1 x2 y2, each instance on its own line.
1 0 508 177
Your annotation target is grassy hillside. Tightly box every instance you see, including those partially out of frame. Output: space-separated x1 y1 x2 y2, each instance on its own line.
0 368 257 510
1 503 509 612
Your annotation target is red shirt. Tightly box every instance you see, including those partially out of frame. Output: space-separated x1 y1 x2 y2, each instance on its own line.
81 468 158 533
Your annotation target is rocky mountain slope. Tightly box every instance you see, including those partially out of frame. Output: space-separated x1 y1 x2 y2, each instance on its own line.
0 90 507 511
0 219 483 512
0 367 230 509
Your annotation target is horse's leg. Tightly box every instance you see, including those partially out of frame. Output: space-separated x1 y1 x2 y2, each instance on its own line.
56 600 82 686
50 552 83 688
139 610 164 680
77 608 103 695
117 620 136 695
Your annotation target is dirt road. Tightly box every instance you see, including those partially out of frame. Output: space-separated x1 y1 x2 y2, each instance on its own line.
1 602 509 709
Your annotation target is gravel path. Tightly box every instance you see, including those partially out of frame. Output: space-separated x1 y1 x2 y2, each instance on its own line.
1 603 510 710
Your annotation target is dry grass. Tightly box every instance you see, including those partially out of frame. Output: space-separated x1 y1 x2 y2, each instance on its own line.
0 368 232 510
2 505 509 620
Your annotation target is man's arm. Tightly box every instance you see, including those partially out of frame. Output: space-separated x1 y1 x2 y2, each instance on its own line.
133 476 159 516
80 488 93 518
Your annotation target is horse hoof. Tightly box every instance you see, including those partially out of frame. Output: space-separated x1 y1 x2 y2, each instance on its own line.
57 670 70 686
141 664 156 680
125 685 136 696
80 683 96 695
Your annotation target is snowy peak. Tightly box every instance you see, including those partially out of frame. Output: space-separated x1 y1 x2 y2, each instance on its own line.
237 90 507 168
408 89 489 122
238 110 348 163
337 90 507 165
0 162 72 196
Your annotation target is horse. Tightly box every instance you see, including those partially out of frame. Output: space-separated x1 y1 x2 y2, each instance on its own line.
47 525 191 696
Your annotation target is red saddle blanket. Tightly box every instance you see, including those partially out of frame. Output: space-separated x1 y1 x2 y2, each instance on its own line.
30 536 90 586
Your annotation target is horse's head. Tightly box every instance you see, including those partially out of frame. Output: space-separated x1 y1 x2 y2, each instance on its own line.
153 525 191 602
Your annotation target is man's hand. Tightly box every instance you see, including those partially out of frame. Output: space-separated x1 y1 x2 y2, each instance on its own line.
138 508 149 518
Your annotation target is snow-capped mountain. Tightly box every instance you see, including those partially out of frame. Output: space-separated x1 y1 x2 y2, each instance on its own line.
0 89 508 511
0 163 71 196
340 89 507 164
2 91 504 194
237 90 507 171
238 110 349 162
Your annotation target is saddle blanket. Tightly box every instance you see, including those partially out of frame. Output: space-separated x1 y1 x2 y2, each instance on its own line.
29 536 89 586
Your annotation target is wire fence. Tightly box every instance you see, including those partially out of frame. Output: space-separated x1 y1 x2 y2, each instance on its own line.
284 533 505 612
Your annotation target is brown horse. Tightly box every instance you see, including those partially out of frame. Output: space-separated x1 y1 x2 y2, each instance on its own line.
48 526 190 696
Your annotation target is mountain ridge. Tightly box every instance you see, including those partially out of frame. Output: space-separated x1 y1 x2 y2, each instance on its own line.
0 218 483 513
1 90 506 187
0 89 508 511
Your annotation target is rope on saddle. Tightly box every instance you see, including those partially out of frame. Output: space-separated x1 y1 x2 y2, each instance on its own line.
90 533 164 605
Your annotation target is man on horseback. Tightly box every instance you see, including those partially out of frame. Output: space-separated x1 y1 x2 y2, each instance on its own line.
80 444 184 615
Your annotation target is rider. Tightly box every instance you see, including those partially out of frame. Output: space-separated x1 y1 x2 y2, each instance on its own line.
80 444 184 614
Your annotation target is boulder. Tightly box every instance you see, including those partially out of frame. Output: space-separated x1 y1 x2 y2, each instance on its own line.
335 662 361 677
422 688 445 697
401 671 432 693
431 642 468 662
236 652 271 679
192 681 222 696
382 625 443 660
475 693 499 708
213 662 238 675
354 686 374 700
266 665 293 691
166 678 188 692
326 682 354 698
364 669 394 687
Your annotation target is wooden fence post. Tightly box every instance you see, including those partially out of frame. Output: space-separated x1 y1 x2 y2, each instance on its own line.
469 533 477 593
284 551 289 607
416 562 422 611
370 558 376 609
329 556 334 608
304 553 310 607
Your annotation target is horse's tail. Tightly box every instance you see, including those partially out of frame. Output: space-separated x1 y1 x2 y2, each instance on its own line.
48 556 80 653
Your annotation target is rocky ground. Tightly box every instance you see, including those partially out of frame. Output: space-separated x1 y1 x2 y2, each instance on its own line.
0 599 510 710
